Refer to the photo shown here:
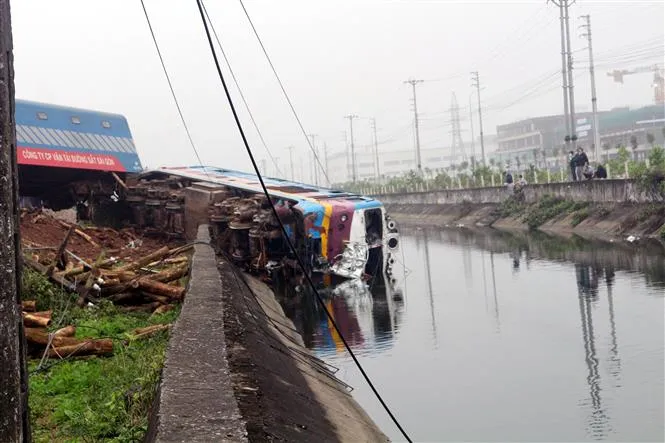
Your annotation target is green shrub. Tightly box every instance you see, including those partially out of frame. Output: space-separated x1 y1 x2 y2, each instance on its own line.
571 208 590 227
637 203 665 222
593 206 612 218
523 195 588 229
496 195 525 218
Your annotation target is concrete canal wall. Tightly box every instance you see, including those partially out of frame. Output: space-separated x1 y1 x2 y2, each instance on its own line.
377 180 665 242
374 179 658 206
147 226 247 442
147 225 387 442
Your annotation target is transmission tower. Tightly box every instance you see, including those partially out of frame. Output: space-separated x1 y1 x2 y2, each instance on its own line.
449 92 466 163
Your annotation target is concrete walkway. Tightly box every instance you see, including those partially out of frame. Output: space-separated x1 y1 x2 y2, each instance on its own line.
147 226 247 442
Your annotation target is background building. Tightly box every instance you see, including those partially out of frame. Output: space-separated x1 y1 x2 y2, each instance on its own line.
490 104 665 169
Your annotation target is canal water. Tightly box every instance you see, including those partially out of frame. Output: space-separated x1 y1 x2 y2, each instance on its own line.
278 228 665 442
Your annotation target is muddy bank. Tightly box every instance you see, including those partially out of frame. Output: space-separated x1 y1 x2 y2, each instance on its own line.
385 201 665 245
217 259 389 443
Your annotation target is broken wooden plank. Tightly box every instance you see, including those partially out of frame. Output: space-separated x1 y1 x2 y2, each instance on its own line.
133 279 185 300
53 325 76 337
23 313 51 328
46 340 114 358
116 246 170 272
46 226 75 276
24 257 78 292
131 324 171 340
21 300 36 312
56 220 100 248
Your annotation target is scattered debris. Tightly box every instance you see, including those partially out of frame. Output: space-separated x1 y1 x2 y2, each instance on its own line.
19 209 191 362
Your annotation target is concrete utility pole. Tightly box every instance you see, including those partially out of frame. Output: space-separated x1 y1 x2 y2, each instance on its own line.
307 134 318 185
259 158 267 175
323 142 329 185
580 14 600 162
1 0 31 440
551 0 576 148
468 94 476 165
564 0 577 143
344 115 358 182
404 79 424 174
286 146 295 181
470 71 486 165
370 118 380 180
274 156 280 177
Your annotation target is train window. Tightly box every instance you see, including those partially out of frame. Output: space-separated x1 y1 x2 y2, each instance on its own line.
101 120 112 129
36 112 48 120
71 116 81 124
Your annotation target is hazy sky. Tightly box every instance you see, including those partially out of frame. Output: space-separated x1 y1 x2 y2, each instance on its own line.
11 0 665 172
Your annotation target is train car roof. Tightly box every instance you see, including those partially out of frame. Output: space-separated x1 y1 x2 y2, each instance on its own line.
142 165 383 207
15 99 142 173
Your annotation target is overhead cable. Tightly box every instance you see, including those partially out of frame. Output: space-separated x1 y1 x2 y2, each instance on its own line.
193 1 412 440
237 0 331 186
200 1 283 177
139 0 209 177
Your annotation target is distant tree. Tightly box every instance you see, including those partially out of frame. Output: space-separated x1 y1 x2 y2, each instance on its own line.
630 135 638 150
646 132 656 146
424 166 432 178
617 145 630 163
515 156 521 170
630 135 639 161
489 158 496 168
648 146 665 170
460 161 469 171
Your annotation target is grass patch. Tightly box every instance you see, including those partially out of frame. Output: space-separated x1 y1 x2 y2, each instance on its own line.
570 208 590 227
495 195 526 218
23 270 179 442
636 203 665 222
592 206 613 218
522 195 588 230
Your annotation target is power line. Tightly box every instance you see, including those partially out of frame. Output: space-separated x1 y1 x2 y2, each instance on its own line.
471 71 486 164
139 0 209 177
237 0 330 186
404 79 424 174
200 1 282 177
192 1 412 441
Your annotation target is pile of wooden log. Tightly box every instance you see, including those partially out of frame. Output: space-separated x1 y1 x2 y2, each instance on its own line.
21 301 113 358
22 301 173 359
25 239 192 314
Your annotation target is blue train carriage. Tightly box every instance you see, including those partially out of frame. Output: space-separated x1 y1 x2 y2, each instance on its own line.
149 166 400 284
15 99 143 212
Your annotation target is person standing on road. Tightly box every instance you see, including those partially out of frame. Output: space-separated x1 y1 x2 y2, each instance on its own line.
568 151 577 181
574 147 589 181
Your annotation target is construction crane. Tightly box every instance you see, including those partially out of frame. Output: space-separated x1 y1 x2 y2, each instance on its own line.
607 64 664 105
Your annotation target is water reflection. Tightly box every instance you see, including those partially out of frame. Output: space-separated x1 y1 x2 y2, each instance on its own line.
276 227 664 442
422 230 438 346
576 264 610 439
276 272 405 359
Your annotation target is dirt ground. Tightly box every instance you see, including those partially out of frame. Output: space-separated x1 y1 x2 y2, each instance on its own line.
20 210 181 265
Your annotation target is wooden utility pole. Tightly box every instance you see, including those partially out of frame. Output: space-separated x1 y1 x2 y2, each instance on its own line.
0 0 31 440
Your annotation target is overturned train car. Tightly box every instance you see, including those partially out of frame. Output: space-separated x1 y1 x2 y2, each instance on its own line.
15 99 143 217
126 166 400 284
